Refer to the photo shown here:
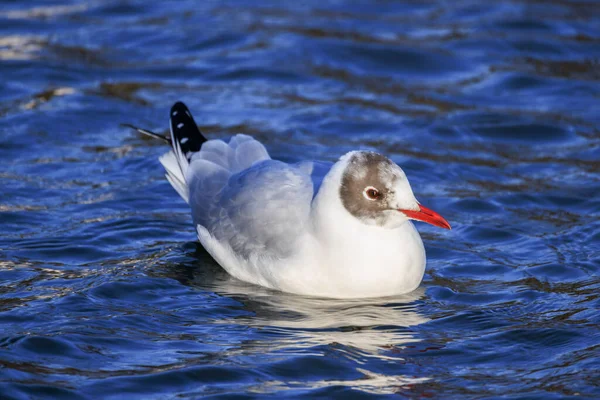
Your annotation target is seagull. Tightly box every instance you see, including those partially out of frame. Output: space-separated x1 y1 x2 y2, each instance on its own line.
125 102 450 299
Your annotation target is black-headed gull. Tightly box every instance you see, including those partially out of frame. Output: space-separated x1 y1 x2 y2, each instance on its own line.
126 102 450 298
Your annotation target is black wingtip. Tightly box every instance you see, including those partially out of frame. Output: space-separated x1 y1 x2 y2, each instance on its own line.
169 102 207 159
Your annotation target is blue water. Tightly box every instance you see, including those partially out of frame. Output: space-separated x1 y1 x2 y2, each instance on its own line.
1 0 599 398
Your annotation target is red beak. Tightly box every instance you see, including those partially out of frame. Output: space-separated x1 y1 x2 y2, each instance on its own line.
400 204 451 230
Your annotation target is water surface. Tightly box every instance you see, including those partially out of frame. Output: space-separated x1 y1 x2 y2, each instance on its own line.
1 0 599 398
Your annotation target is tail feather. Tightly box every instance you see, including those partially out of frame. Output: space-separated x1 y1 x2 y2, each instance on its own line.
169 101 207 174
159 152 189 203
162 102 207 203
124 102 207 204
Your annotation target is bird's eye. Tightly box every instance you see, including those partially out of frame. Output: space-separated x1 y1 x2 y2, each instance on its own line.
363 186 381 200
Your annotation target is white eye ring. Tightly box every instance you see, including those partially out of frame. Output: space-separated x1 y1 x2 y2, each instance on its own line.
363 186 381 201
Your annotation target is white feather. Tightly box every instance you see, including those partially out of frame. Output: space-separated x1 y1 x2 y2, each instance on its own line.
159 151 189 203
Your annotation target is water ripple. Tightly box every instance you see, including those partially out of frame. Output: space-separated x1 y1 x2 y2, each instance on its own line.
1 0 599 398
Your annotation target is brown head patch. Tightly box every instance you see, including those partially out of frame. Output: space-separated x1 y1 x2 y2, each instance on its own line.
339 152 401 225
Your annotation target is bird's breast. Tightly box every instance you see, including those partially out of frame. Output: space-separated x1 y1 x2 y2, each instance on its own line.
293 221 426 298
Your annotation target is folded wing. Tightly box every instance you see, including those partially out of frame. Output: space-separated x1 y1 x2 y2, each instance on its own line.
187 137 314 260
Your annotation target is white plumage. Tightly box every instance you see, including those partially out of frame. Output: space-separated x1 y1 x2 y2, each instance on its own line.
132 102 450 298
162 133 420 298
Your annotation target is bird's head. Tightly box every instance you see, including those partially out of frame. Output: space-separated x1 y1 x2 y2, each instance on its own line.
338 151 450 230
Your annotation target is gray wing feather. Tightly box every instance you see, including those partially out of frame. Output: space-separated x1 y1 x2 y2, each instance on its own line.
192 159 314 259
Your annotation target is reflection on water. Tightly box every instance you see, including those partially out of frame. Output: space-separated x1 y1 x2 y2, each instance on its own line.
254 367 428 395
215 282 424 356
159 248 427 351
154 252 429 394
